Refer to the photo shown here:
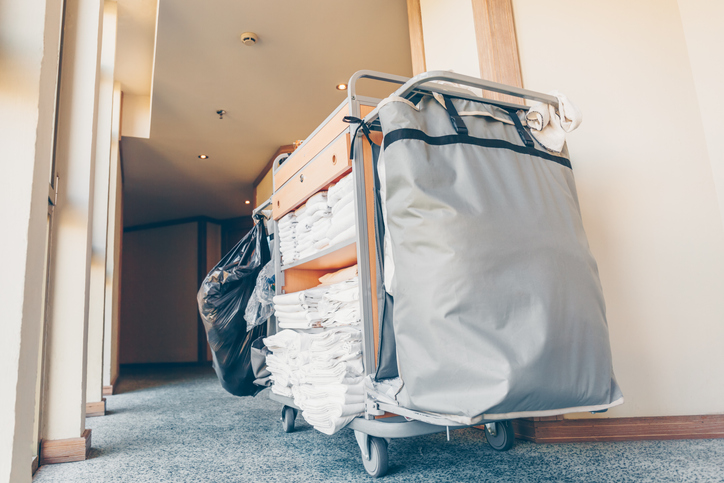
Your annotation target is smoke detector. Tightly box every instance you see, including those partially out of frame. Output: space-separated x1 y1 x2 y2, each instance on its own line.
240 32 259 46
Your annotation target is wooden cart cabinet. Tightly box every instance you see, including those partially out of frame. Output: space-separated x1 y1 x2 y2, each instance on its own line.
271 99 380 359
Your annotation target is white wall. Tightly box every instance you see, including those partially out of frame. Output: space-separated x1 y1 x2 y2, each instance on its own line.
120 93 151 138
86 0 118 405
42 0 104 442
103 82 123 388
120 222 199 363
0 0 63 479
419 0 480 77
677 0 724 225
510 0 724 418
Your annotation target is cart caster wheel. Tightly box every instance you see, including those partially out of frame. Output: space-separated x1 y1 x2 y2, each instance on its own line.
281 406 297 433
362 437 389 478
485 420 515 451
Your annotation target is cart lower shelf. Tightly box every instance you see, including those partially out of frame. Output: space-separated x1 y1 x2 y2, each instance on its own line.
268 391 515 478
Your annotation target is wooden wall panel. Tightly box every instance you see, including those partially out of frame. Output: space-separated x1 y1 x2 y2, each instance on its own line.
471 0 524 104
406 0 426 75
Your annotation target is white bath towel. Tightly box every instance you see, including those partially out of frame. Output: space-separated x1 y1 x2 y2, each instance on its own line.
327 214 355 241
526 90 582 153
328 173 353 207
332 191 354 215
329 225 356 247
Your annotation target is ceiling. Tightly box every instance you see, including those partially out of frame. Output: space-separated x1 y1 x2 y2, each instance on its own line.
120 0 413 227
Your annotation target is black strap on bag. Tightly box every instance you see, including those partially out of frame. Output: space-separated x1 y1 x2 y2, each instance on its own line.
506 109 535 148
443 93 535 148
343 116 378 159
442 95 469 135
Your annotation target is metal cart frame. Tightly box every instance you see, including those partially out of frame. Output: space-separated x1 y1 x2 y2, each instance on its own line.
266 71 559 478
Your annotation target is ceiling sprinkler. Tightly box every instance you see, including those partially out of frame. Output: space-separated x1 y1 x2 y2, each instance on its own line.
216 109 226 119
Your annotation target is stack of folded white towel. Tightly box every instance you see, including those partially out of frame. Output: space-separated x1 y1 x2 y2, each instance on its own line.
277 175 358 267
272 286 327 329
277 213 298 265
264 265 365 434
325 173 356 246
318 279 360 328
264 327 365 435
264 329 300 397
295 191 332 259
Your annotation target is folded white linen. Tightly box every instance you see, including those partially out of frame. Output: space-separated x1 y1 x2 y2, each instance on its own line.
525 90 582 153
295 234 314 246
278 320 321 329
307 326 360 345
271 384 293 397
313 238 330 250
310 217 332 235
274 310 321 321
321 306 360 328
302 399 365 417
318 300 353 319
273 304 305 314
295 360 348 385
273 286 327 306
298 247 318 259
328 174 353 207
306 191 327 207
263 329 299 349
293 380 364 399
305 208 332 224
296 238 314 250
326 215 355 241
333 199 354 221
329 225 356 246
319 265 358 285
278 213 297 226
301 403 365 435
332 191 354 215
310 344 362 363
292 387 364 407
297 201 329 220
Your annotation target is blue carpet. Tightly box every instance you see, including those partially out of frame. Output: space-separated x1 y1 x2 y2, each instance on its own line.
34 365 724 482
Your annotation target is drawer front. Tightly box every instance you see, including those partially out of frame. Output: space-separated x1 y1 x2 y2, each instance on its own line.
273 134 351 220
274 104 374 190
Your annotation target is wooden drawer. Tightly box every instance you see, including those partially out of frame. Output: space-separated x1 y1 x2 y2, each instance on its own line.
272 133 351 220
274 103 374 190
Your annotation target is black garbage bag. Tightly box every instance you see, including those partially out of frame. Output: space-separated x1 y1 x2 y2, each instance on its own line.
197 215 271 396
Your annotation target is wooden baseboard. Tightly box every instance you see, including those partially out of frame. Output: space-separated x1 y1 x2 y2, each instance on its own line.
103 374 119 396
85 398 106 417
511 414 724 443
39 429 91 465
31 455 39 475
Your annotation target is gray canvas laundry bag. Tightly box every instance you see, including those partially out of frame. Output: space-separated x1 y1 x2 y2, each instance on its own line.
376 94 623 423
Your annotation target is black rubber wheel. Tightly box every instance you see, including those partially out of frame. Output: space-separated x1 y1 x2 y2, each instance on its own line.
485 420 515 451
362 437 389 478
281 406 296 433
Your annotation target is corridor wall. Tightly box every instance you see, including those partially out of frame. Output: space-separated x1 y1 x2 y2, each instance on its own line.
121 222 199 363
417 0 724 419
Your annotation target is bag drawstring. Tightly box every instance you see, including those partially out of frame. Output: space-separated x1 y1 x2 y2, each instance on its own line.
343 116 378 159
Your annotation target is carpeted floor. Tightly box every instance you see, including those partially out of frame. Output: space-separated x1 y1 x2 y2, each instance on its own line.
34 365 724 482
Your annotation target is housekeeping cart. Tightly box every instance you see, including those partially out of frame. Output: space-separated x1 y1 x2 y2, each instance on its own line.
264 70 623 478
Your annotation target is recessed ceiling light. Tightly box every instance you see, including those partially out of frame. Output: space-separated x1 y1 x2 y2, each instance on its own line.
198 154 209 159
244 200 250 205
336 83 347 91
